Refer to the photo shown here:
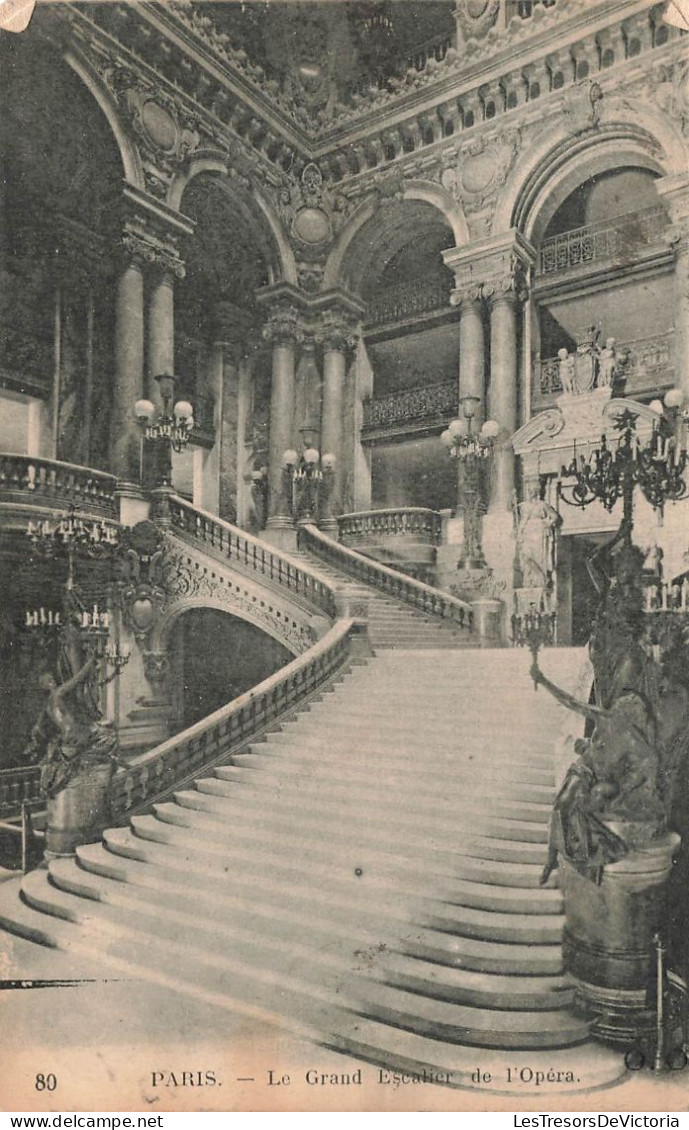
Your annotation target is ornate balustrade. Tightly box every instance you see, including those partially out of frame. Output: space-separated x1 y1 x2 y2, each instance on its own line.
110 619 361 818
364 278 452 329
299 523 473 630
338 508 442 549
166 495 339 620
534 330 675 402
362 381 458 438
0 454 118 518
0 766 42 818
537 207 669 279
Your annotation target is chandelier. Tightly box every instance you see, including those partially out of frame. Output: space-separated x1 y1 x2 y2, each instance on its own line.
282 446 336 524
557 404 687 520
135 373 194 487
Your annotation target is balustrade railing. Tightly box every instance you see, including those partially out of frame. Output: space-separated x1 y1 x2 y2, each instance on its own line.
338 508 442 548
110 619 361 818
363 381 458 433
538 207 669 278
0 766 42 817
299 523 473 630
167 495 338 620
535 330 675 400
0 454 118 517
365 277 452 328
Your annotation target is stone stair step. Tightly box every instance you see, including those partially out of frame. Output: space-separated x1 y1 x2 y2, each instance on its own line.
128 810 549 869
378 953 574 1009
156 791 550 848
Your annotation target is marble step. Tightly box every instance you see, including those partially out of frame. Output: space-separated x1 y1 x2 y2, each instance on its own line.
51 862 568 1016
129 810 550 868
153 796 549 863
83 824 562 916
21 870 567 1048
160 789 551 848
202 765 555 811
102 822 550 895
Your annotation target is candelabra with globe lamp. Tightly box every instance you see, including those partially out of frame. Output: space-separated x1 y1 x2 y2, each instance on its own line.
440 396 500 570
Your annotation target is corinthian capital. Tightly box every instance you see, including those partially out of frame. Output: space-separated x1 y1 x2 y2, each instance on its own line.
319 309 360 353
262 305 305 346
121 231 186 279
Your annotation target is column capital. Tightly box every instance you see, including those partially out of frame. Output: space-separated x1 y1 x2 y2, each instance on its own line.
318 308 360 353
444 229 535 306
120 230 185 279
262 304 305 346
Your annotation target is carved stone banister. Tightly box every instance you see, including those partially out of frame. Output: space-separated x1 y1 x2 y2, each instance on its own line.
338 508 442 548
166 495 339 620
299 523 473 631
110 619 362 818
0 766 42 818
0 454 118 518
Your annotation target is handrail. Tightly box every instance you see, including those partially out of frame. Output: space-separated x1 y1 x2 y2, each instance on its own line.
166 495 339 620
299 523 473 631
338 508 442 547
0 453 118 517
110 619 362 818
538 205 668 277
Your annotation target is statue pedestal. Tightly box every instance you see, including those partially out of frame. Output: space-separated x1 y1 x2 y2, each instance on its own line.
45 757 116 857
560 831 680 1045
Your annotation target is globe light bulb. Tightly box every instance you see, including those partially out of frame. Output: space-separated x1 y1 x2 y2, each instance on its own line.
664 388 684 410
174 400 193 421
134 399 155 422
480 419 500 439
321 453 336 470
304 447 320 466
282 449 298 468
649 399 664 415
448 418 468 439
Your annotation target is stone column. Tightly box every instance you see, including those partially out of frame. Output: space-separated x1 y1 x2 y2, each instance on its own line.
262 306 302 531
110 237 146 484
487 285 520 514
669 229 689 398
320 311 358 534
458 289 486 415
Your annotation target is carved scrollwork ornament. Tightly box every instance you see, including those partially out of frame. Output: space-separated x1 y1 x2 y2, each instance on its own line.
455 0 500 44
113 522 171 651
450 284 482 308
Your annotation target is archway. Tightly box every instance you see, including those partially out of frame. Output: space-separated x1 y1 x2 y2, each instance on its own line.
0 34 124 467
172 172 281 522
336 198 459 512
166 607 293 730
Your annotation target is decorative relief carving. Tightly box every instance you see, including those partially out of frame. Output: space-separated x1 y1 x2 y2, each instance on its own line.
653 60 689 136
262 306 306 346
561 79 604 135
163 547 312 654
455 0 501 45
318 309 360 353
120 231 186 279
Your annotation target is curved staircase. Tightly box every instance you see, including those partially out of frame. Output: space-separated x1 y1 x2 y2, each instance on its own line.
0 640 624 1093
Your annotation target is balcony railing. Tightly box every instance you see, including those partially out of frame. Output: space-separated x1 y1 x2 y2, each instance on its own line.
537 207 669 279
363 381 458 435
0 766 42 818
0 454 118 517
167 495 339 621
339 508 442 549
534 330 675 400
365 277 452 328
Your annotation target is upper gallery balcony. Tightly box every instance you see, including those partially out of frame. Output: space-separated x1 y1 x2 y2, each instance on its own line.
535 205 670 286
364 276 455 338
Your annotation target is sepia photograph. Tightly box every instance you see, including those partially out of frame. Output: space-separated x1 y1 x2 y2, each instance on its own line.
1 0 689 1114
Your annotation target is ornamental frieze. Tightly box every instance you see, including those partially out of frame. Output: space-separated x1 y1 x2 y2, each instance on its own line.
162 546 313 655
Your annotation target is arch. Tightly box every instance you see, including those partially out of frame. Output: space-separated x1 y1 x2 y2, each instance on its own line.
494 102 686 243
324 179 469 291
155 596 302 657
63 46 145 191
171 160 297 286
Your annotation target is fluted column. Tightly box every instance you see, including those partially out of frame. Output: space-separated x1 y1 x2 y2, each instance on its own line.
487 286 520 513
110 239 145 483
319 311 358 532
263 306 302 528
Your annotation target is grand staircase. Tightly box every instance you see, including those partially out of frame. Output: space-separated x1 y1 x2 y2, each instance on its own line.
0 633 624 1092
287 546 473 649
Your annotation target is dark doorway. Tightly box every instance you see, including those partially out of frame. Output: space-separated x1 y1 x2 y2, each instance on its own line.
560 533 609 646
